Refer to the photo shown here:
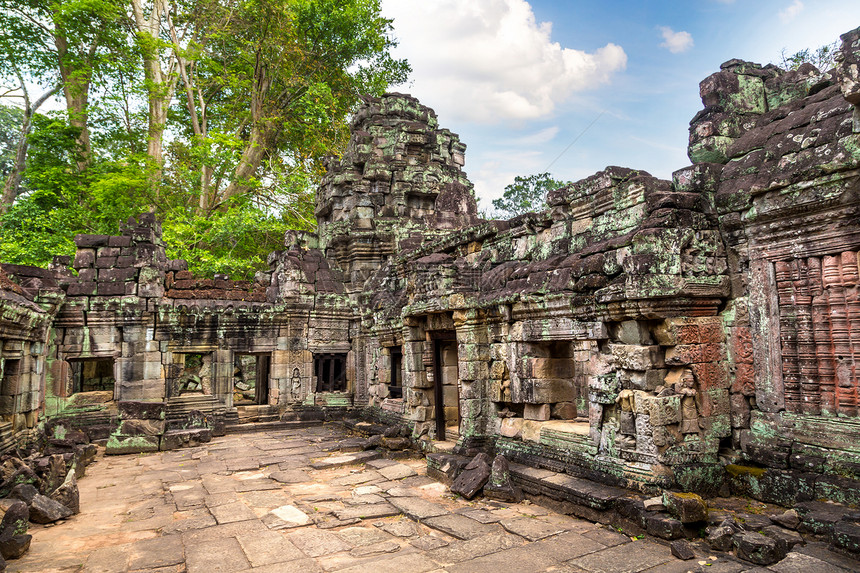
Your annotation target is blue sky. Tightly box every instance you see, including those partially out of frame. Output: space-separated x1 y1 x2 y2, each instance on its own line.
380 0 860 211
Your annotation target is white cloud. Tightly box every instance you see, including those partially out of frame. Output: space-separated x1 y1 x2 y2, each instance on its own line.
659 27 694 54
381 0 627 124
507 126 559 146
779 0 804 22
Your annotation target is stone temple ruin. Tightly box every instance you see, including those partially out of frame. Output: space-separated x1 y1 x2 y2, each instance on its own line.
1 25 860 568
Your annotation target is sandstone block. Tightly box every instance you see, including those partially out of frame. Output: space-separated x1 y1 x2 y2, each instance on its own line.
524 403 550 421
610 344 663 371
662 491 707 523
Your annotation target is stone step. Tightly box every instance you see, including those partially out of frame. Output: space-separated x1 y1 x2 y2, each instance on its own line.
224 419 323 434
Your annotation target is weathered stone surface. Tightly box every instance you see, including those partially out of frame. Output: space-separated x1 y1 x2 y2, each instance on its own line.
0 502 28 537
0 533 31 560
450 453 491 500
29 494 73 524
733 531 780 565
670 539 696 560
662 491 707 523
49 469 80 514
483 455 522 503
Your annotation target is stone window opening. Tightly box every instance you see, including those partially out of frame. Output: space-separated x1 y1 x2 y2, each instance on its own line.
0 359 21 417
389 347 403 399
314 353 347 393
175 353 211 396
68 358 115 394
233 353 271 405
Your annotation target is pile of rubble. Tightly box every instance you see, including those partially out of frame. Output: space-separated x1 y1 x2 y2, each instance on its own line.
0 419 97 568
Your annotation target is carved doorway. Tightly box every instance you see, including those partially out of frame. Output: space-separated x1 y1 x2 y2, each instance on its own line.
431 331 460 440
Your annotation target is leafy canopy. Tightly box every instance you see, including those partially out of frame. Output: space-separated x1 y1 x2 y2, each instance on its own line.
0 0 409 278
491 172 567 218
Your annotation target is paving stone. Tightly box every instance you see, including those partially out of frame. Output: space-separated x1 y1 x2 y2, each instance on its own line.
330 471 384 486
581 527 632 547
500 516 567 541
378 464 418 481
335 502 402 521
423 513 499 540
349 540 402 557
186 537 251 573
459 508 501 524
128 534 185 570
444 540 562 573
374 519 421 537
426 532 525 565
236 529 307 567
567 540 674 572
366 459 400 469
269 470 311 483
266 505 311 528
337 525 393 547
769 551 853 573
410 535 450 550
209 500 258 524
344 494 387 505
234 558 324 573
526 530 609 562
388 496 450 520
334 551 442 573
354 485 383 495
310 451 380 469
287 527 353 557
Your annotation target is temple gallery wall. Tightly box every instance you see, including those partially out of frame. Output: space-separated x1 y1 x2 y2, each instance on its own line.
2 24 860 540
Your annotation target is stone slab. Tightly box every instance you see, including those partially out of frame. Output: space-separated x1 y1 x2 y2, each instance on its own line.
310 451 380 469
388 496 450 520
568 540 673 572
423 514 499 540
377 464 418 481
236 529 307 568
209 500 258 524
287 528 352 557
426 532 525 565
500 517 567 541
334 502 402 521
185 537 251 573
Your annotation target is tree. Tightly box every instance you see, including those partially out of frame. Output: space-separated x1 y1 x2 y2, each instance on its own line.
491 172 566 218
0 0 410 279
779 41 839 72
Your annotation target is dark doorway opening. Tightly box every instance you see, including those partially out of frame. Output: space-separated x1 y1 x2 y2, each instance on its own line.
314 353 347 392
430 332 459 440
389 347 403 399
0 359 21 417
233 353 271 405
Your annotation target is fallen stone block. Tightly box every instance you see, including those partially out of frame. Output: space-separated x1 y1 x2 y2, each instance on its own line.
29 494 73 524
49 469 79 514
707 517 741 551
483 455 522 503
160 428 212 451
105 434 160 455
0 502 29 537
662 491 707 523
670 539 696 560
0 533 31 559
733 531 779 565
450 453 491 500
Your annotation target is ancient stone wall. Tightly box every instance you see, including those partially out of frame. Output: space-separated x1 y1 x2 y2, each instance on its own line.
0 26 858 505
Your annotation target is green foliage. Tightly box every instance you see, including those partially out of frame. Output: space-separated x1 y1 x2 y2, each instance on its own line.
779 41 839 72
0 105 24 177
491 172 567 218
0 0 409 277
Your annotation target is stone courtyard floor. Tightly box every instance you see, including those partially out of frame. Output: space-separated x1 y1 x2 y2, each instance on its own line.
9 424 860 573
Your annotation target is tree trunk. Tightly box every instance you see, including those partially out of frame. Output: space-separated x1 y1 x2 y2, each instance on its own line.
53 33 94 172
1 86 62 216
